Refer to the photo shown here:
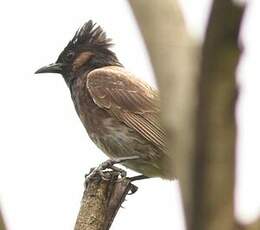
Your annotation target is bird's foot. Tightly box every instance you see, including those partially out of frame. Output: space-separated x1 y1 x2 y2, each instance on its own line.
85 156 141 188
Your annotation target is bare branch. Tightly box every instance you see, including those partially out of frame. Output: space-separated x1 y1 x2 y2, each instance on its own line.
128 0 199 225
74 172 137 230
236 218 260 230
191 1 245 230
0 208 6 230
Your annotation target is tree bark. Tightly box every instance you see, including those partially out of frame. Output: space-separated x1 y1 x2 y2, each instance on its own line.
0 208 6 230
191 1 244 230
74 172 137 230
127 1 259 230
237 219 260 230
128 0 199 225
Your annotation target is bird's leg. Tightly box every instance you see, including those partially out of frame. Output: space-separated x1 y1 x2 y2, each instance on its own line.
104 155 141 165
126 175 149 195
96 155 140 175
85 156 141 186
129 175 149 182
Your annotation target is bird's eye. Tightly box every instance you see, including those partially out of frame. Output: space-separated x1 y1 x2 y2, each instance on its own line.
66 51 75 61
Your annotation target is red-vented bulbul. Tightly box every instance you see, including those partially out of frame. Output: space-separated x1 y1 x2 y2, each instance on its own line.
35 20 173 179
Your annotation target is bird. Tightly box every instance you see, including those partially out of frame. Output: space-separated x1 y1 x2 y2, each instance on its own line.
35 20 174 180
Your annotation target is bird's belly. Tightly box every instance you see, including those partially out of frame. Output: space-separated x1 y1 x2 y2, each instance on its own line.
89 117 147 158
88 117 164 177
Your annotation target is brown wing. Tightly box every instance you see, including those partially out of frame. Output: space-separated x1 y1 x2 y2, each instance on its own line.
87 66 166 151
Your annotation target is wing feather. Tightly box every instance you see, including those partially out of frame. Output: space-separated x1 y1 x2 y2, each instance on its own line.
87 66 166 151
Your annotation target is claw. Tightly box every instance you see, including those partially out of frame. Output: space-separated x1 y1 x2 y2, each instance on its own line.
85 156 140 186
129 175 149 182
128 184 138 195
85 167 95 178
84 156 142 187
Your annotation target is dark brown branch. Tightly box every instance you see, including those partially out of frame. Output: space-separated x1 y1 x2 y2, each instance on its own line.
236 218 260 230
192 1 245 230
74 172 137 230
0 208 6 230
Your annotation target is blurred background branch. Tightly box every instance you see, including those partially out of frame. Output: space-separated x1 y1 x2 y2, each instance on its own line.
237 218 260 230
128 0 199 225
192 1 245 230
243 219 260 230
0 208 6 230
128 1 258 230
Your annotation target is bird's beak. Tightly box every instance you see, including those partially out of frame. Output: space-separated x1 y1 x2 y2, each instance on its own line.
35 63 64 74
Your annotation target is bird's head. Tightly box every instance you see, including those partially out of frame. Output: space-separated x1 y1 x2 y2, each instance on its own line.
35 20 121 85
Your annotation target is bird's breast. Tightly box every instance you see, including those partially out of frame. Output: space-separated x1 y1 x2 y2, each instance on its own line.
87 117 136 157
70 77 132 153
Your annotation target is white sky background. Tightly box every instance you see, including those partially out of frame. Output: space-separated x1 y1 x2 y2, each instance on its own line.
0 0 259 229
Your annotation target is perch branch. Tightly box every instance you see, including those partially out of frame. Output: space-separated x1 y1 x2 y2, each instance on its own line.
74 172 137 230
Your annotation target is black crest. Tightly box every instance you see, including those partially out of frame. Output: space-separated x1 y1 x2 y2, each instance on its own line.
69 20 112 48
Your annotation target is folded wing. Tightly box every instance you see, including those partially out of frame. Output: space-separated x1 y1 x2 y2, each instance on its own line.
87 66 167 151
